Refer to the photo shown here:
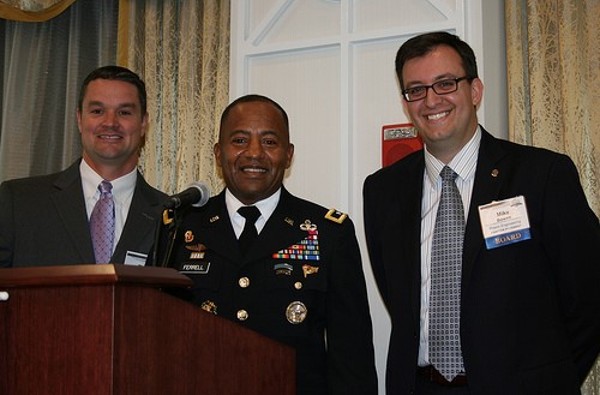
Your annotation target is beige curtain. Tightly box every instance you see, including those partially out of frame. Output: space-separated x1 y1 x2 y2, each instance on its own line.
505 1 599 394
117 0 230 196
0 0 75 21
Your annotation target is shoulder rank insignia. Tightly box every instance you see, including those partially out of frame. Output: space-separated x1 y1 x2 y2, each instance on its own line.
324 208 347 224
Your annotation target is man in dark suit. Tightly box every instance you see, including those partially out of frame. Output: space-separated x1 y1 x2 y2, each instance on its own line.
156 94 378 395
363 32 600 394
0 66 166 267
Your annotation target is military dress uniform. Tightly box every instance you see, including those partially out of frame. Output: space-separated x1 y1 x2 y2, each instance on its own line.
158 187 378 395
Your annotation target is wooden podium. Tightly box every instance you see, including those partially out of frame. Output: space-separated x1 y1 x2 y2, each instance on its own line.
0 265 295 395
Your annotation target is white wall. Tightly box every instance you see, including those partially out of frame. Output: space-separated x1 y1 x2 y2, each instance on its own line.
230 1 506 393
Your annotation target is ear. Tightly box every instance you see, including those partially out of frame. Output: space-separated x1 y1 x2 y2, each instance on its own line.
213 143 222 168
285 143 295 169
141 112 149 137
471 78 484 107
401 97 410 118
76 110 83 134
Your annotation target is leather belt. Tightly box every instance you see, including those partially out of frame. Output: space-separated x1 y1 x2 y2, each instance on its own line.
417 366 468 386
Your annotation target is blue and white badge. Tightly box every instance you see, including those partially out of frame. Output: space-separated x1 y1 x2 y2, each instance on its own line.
478 195 531 249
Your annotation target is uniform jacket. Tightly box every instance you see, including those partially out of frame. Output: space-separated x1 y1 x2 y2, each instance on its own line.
158 187 378 395
363 128 600 394
0 159 167 267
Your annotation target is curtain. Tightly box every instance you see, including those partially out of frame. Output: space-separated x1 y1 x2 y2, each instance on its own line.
505 1 599 393
0 0 118 181
118 0 230 196
0 0 75 22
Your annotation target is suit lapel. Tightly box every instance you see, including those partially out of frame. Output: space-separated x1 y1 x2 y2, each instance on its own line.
461 129 508 291
113 174 164 261
51 162 95 263
402 156 427 327
200 193 245 263
381 153 425 327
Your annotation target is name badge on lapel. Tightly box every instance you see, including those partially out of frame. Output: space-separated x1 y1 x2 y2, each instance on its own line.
478 195 531 249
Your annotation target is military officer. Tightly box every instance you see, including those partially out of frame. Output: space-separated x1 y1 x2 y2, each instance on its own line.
156 94 378 395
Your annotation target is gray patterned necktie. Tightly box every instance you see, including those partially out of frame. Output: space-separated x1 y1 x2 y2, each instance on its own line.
429 166 465 381
90 181 115 264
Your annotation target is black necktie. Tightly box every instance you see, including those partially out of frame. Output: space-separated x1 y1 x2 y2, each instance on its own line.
237 206 261 255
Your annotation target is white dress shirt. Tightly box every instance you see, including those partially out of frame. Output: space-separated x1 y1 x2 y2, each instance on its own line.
225 188 281 238
418 127 481 366
80 160 137 253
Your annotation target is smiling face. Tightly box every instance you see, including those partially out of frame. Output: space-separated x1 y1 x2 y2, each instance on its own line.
77 79 148 179
401 45 483 163
215 100 294 205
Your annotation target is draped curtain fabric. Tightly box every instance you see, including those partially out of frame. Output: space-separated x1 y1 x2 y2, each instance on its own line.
0 0 118 181
118 0 230 195
0 0 75 21
505 0 599 216
505 1 600 393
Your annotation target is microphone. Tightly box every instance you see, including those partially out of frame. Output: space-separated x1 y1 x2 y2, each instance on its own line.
164 182 210 209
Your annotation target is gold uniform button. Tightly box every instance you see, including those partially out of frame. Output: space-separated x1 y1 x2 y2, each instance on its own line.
237 309 249 321
238 277 250 288
294 281 303 290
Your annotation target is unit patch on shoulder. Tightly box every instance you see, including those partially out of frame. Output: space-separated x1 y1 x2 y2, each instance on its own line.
324 208 347 224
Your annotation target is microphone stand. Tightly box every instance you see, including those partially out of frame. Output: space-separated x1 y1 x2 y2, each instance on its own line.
152 207 183 268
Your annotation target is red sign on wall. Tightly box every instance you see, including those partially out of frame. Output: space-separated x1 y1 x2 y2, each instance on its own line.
381 123 423 167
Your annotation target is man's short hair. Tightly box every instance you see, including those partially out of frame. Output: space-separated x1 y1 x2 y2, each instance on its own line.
220 94 289 133
395 31 479 90
77 65 147 117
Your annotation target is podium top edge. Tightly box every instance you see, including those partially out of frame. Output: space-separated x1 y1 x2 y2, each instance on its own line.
0 264 192 288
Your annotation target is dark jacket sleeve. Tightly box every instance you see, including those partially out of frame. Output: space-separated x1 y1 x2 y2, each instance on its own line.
0 181 15 268
540 154 600 382
325 216 379 394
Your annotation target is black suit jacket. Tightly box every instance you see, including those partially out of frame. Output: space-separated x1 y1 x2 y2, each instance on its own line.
156 187 378 395
363 128 600 394
0 160 167 267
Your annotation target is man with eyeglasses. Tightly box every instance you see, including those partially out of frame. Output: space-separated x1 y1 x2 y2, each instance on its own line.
363 31 600 394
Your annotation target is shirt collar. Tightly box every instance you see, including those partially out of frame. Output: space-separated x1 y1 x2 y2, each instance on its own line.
424 126 481 185
225 188 281 222
80 159 137 201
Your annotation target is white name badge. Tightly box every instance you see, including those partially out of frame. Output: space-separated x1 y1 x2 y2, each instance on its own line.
124 251 148 266
478 195 531 249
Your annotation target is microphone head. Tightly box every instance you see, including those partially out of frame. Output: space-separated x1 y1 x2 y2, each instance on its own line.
189 182 211 207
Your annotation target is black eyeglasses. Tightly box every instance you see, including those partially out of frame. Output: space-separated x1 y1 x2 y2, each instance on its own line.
402 76 472 102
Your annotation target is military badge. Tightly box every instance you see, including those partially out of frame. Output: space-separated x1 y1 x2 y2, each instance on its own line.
286 301 308 324
324 208 347 224
300 220 317 232
302 264 319 278
180 262 211 274
189 252 205 260
185 243 206 252
184 230 194 243
272 220 321 261
200 300 217 314
274 263 293 276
